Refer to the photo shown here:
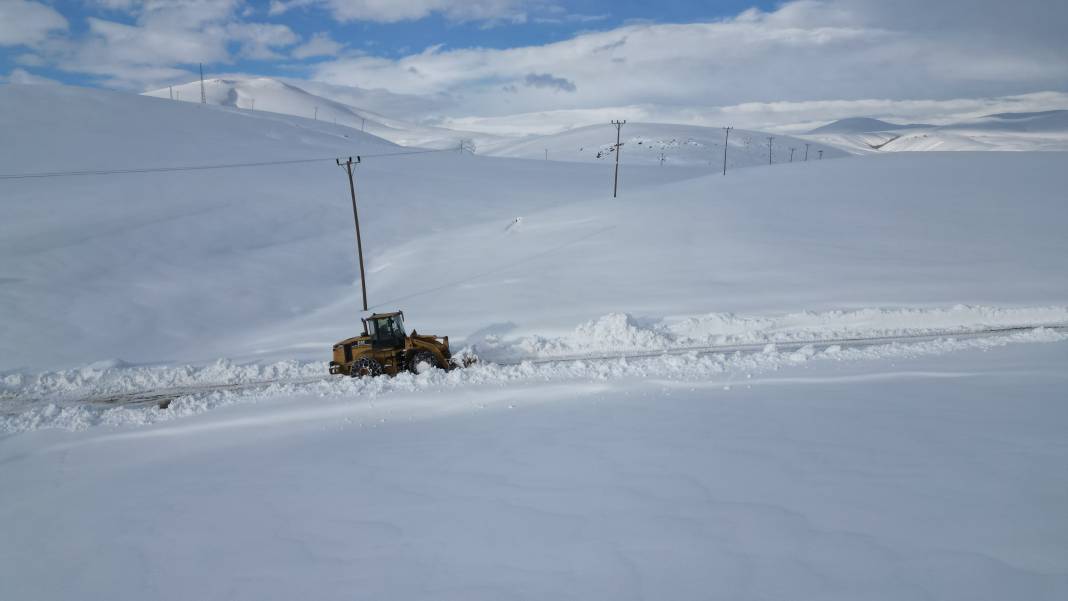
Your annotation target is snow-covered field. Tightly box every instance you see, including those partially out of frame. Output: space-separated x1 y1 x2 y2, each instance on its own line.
2 84 1068 600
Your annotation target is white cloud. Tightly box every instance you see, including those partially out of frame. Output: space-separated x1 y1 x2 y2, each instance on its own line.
226 22 300 60
309 0 1068 131
269 0 531 23
2 68 60 85
0 1 68 47
291 32 345 59
33 1 299 89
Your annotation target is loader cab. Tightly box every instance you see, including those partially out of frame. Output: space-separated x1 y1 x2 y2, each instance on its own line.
364 312 407 349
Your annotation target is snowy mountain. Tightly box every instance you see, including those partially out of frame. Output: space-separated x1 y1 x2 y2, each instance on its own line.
481 122 848 167
805 110 1068 152
143 77 502 150
807 117 931 134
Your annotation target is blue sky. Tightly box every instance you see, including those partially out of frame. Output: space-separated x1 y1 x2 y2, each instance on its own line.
2 0 780 87
2 1 1066 132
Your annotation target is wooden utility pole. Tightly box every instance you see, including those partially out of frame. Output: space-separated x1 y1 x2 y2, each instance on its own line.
789 147 795 162
722 126 733 175
544 148 548 161
804 143 810 161
767 137 774 165
314 106 318 120
337 156 368 311
611 120 625 198
199 63 206 104
169 85 173 100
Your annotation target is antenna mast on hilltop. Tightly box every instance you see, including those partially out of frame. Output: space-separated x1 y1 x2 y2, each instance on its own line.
199 63 206 104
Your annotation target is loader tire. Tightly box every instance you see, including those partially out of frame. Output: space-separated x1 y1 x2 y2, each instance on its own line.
350 357 384 378
409 350 438 374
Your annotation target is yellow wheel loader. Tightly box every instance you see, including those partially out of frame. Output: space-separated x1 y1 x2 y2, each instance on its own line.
329 311 473 377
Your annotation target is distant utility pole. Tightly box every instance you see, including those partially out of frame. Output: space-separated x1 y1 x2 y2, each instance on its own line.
818 150 824 160
545 148 548 161
789 147 796 162
804 143 810 161
658 151 666 166
199 63 206 104
169 85 173 100
337 156 368 311
722 126 733 176
361 117 366 132
767 137 775 165
314 106 318 120
611 119 626 198
249 98 254 112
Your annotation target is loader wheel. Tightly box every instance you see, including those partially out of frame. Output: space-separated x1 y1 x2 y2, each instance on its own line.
350 357 383 378
409 350 438 374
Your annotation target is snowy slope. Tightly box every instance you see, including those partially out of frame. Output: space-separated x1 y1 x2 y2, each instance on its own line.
3 84 1067 376
143 77 502 150
0 84 709 372
482 122 847 166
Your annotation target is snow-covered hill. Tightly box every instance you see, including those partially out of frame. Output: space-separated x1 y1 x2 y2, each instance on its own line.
143 77 501 150
3 84 1068 601
3 84 1065 375
805 110 1068 152
482 122 848 167
807 117 931 134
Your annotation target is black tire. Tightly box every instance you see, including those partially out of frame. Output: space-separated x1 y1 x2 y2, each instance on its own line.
409 350 438 374
350 357 384 378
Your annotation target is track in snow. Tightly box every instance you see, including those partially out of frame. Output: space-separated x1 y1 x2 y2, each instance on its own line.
25 323 1067 412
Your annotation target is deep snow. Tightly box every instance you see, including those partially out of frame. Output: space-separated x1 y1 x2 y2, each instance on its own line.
2 339 1067 600
2 83 1068 600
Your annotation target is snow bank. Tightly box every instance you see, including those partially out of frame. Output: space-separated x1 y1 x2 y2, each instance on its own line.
4 323 1063 433
483 305 1068 359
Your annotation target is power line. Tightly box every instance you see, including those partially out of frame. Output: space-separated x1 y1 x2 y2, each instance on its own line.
0 148 452 180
